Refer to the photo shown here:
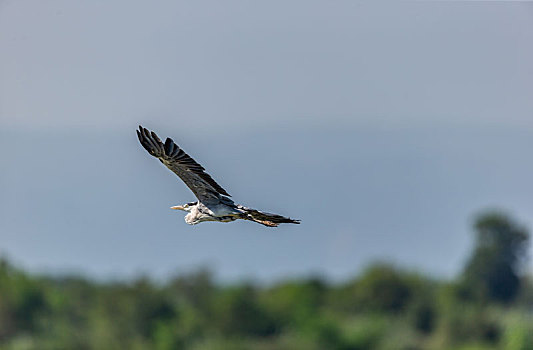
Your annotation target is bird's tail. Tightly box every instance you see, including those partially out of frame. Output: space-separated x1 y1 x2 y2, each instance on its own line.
239 206 300 227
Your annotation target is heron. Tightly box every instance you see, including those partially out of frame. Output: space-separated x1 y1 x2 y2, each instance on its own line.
137 126 300 227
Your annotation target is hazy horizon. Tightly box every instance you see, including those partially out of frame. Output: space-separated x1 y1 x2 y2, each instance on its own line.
1 1 532 282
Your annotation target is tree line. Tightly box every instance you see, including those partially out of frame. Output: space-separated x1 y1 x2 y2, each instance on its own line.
0 211 531 349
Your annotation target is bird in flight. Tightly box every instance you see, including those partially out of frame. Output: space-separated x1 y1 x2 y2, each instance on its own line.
137 126 300 227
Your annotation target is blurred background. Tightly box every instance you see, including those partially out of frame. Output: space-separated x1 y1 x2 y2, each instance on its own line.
1 1 533 349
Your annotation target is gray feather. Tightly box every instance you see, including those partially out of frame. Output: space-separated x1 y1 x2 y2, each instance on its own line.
137 126 231 202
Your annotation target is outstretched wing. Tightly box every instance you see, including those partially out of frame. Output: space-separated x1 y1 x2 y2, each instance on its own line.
137 126 230 202
238 205 300 227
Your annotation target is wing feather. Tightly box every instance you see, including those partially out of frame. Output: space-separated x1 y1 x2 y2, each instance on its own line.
137 126 231 201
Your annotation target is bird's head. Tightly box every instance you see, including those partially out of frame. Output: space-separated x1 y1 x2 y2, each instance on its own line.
170 202 195 212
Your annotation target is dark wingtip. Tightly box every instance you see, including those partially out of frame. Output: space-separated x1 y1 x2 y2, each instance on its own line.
136 126 232 197
164 137 173 155
285 218 300 224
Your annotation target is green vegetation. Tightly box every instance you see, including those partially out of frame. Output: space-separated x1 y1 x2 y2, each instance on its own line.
0 211 532 350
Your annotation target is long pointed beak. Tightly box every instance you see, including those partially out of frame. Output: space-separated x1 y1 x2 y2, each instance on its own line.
170 205 184 210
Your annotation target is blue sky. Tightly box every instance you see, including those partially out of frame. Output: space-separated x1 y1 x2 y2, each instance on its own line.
1 1 533 282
